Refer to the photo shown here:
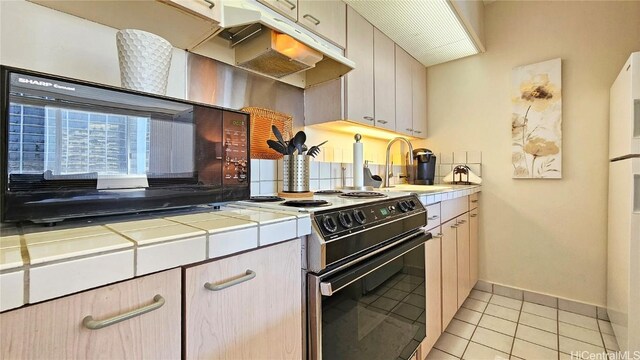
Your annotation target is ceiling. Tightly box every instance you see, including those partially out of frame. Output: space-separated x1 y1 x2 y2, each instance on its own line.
343 0 481 67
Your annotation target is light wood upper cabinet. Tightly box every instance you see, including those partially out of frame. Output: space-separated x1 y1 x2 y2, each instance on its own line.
257 0 298 21
297 0 346 48
456 213 470 307
374 28 396 131
165 0 220 22
470 208 479 290
184 240 302 360
395 45 414 136
345 6 374 125
0 269 181 360
412 59 428 137
441 218 458 330
422 229 443 356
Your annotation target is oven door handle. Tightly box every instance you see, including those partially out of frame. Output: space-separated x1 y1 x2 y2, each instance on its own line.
319 231 431 296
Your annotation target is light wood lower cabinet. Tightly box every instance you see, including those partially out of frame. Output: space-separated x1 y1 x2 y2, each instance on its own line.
0 268 181 360
456 213 470 307
184 240 302 359
469 208 479 290
441 218 458 330
421 227 443 356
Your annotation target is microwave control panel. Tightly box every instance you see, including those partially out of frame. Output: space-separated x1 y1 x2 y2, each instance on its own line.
223 111 248 184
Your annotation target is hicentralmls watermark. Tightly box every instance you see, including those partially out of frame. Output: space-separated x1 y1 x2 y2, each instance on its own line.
569 351 640 360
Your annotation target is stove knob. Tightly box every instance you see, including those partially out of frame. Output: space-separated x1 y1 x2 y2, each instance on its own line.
388 205 396 211
353 209 367 224
408 199 417 209
398 201 409 213
322 216 338 233
338 212 353 228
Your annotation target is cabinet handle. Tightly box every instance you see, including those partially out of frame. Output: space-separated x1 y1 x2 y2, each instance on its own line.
458 220 467 224
406 128 414 132
276 0 296 10
428 215 439 220
377 119 388 124
451 225 458 228
205 269 256 291
83 294 165 330
303 14 321 25
432 233 443 238
203 0 215 9
470 214 478 217
363 116 374 122
471 200 479 203
413 130 422 134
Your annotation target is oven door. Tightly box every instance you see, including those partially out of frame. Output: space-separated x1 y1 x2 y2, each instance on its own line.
308 230 429 360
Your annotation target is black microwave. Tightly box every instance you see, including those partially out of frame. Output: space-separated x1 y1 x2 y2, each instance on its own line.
0 66 250 224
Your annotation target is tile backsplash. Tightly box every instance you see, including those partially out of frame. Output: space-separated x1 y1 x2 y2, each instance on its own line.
249 150 483 195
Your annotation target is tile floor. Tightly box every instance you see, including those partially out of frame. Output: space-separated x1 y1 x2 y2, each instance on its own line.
426 290 620 360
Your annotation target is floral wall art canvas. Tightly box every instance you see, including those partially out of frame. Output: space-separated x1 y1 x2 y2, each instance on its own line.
512 58 562 179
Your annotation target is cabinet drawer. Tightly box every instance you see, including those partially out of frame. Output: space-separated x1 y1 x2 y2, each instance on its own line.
469 193 479 209
0 269 181 360
441 196 469 222
426 203 441 231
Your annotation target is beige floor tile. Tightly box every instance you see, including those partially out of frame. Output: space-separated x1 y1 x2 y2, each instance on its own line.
558 310 599 331
469 289 492 302
490 294 523 311
602 333 619 351
434 332 469 358
454 308 483 325
484 303 520 322
512 339 559 360
446 319 476 340
471 327 514 353
558 322 603 347
516 324 558 350
462 342 509 360
463 298 488 313
518 312 558 333
426 348 460 360
522 302 557 320
597 319 614 335
478 314 518 336
559 336 605 357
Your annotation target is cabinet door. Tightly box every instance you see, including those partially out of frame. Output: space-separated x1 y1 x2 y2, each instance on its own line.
257 0 298 21
469 209 479 291
298 0 346 48
411 58 427 138
184 240 302 359
422 228 442 355
373 28 396 131
441 218 458 329
345 6 374 125
456 213 470 307
165 0 221 22
0 269 181 360
395 45 414 136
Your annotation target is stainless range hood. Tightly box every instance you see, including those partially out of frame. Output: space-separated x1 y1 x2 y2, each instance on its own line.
215 1 355 87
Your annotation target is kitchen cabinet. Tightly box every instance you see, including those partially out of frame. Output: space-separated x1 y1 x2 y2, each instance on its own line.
441 218 458 330
412 59 428 136
297 0 346 48
257 0 298 21
469 208 479 290
456 213 470 306
395 45 414 136
373 28 396 131
184 240 302 359
0 269 181 359
422 226 443 356
345 6 375 125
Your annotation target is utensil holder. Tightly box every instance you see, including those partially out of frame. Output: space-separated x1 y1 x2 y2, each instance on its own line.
283 155 310 192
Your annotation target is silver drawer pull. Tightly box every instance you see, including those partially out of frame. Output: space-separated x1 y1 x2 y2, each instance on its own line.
205 269 256 291
303 14 321 25
83 294 165 330
414 130 422 134
471 200 479 203
458 220 467 224
432 233 443 238
428 215 439 220
276 0 296 10
406 128 413 132
470 214 478 217
363 116 374 122
451 225 458 228
203 0 215 9
377 119 388 124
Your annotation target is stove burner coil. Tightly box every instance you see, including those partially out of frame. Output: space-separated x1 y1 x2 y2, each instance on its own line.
282 200 331 207
339 191 387 199
248 196 285 202
314 190 343 195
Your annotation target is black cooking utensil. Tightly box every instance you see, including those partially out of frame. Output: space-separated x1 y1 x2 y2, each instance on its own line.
271 125 287 147
292 131 306 155
307 140 328 158
267 139 287 155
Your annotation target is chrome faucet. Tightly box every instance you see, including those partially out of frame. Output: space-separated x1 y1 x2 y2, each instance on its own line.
384 137 414 188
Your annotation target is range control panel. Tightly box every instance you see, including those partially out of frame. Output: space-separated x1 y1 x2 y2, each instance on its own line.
223 111 248 184
313 195 426 239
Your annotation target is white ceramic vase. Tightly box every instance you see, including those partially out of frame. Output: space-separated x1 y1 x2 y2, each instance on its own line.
116 29 172 95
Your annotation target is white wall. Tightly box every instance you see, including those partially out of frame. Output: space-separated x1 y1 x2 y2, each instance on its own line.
425 1 640 305
0 0 186 99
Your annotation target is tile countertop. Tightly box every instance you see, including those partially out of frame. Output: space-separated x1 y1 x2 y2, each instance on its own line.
0 185 479 312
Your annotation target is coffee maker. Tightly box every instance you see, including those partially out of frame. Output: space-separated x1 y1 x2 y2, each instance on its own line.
413 148 436 185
